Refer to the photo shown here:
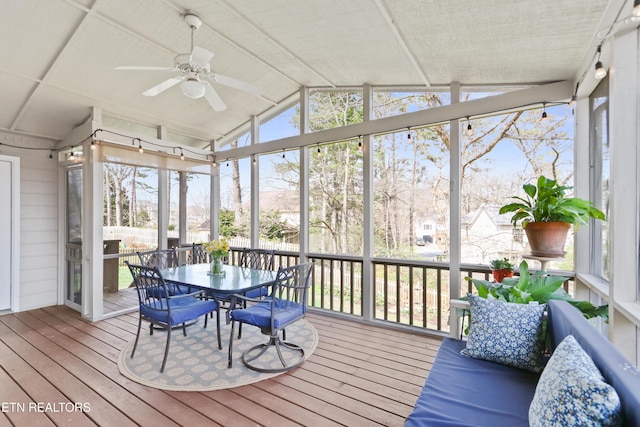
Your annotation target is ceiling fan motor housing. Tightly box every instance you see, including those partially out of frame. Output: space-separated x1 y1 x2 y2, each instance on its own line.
184 14 202 30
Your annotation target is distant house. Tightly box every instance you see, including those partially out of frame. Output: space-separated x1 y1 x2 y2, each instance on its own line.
460 205 524 264
415 220 437 245
258 190 301 243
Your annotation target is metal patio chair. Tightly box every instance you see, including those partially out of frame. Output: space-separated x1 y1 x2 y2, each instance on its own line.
227 262 313 372
126 261 221 373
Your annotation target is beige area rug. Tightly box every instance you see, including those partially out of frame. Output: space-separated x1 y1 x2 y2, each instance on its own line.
118 318 318 391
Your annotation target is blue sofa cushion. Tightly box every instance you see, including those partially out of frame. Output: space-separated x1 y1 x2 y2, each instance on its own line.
529 335 621 427
547 300 640 426
405 338 539 427
464 295 546 373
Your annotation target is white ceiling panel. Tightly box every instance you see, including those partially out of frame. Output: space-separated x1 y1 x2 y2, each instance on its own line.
0 0 621 143
0 73 37 130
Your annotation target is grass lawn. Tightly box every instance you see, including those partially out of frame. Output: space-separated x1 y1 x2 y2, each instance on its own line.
119 266 134 290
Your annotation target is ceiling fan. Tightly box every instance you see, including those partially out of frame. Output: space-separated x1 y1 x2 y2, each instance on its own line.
116 13 261 111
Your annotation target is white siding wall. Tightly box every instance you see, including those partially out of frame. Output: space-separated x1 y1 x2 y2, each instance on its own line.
1 134 59 311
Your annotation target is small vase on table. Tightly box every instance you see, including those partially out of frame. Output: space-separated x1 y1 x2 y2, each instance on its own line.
210 255 225 275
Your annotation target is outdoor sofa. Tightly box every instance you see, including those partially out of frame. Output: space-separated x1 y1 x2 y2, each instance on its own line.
405 298 640 426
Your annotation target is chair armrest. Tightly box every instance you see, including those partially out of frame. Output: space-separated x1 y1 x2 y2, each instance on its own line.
168 290 207 300
228 292 268 305
449 299 470 339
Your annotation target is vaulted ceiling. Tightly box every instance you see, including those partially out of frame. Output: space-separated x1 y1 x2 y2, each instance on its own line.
0 0 620 145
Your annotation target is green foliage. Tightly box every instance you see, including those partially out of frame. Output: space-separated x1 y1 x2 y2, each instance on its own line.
489 258 516 271
499 175 605 228
219 209 238 237
259 210 288 241
465 261 608 320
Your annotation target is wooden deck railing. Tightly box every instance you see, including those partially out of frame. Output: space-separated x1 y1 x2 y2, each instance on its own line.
105 245 574 335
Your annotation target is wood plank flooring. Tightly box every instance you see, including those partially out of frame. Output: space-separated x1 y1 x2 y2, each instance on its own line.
0 305 441 426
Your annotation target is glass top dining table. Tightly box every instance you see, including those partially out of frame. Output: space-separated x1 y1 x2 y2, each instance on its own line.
159 263 277 296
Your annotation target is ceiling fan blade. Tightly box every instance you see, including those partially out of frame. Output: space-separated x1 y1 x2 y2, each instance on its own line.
209 73 262 96
203 82 227 111
142 77 183 96
115 66 177 72
190 46 214 68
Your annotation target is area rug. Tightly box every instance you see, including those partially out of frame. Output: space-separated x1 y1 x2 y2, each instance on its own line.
118 318 318 391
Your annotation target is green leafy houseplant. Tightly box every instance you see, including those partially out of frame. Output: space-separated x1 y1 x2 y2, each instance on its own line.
489 258 515 271
466 260 608 320
489 258 516 283
498 176 605 257
499 175 605 228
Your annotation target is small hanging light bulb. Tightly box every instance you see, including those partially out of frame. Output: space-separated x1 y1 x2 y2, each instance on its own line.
138 142 144 154
407 128 412 141
466 118 473 136
632 0 640 22
541 103 548 121
317 144 321 154
180 148 185 160
282 149 285 159
594 45 607 79
358 135 363 150
49 150 54 159
69 151 75 161
90 140 96 150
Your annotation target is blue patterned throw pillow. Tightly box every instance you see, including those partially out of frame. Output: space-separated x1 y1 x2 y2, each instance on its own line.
464 294 546 373
529 335 621 427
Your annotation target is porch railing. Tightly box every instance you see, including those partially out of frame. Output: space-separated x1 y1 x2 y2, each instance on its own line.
104 245 574 335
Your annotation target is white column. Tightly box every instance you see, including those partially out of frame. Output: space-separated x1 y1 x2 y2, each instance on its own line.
299 87 310 263
362 83 374 320
449 82 462 336
250 115 260 247
608 28 639 363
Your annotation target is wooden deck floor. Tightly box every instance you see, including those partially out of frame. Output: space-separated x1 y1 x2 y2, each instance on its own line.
0 305 441 426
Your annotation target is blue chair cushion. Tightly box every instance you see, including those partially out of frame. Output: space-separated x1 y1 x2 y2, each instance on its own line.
146 283 192 298
140 297 218 326
231 298 303 330
245 286 269 299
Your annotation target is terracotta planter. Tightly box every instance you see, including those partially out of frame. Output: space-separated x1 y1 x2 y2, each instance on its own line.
524 221 570 257
492 269 514 283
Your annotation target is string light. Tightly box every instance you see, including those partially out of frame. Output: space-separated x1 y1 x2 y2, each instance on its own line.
541 102 548 121
69 151 75 161
317 144 321 154
49 150 53 159
90 140 96 150
633 0 640 21
594 45 607 79
282 149 285 159
466 117 473 136
407 128 411 141
358 135 363 150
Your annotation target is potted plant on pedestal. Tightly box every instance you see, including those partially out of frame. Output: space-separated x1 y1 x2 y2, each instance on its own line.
499 176 605 257
489 258 516 283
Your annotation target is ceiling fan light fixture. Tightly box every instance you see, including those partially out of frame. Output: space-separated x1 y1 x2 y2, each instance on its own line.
181 79 205 99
